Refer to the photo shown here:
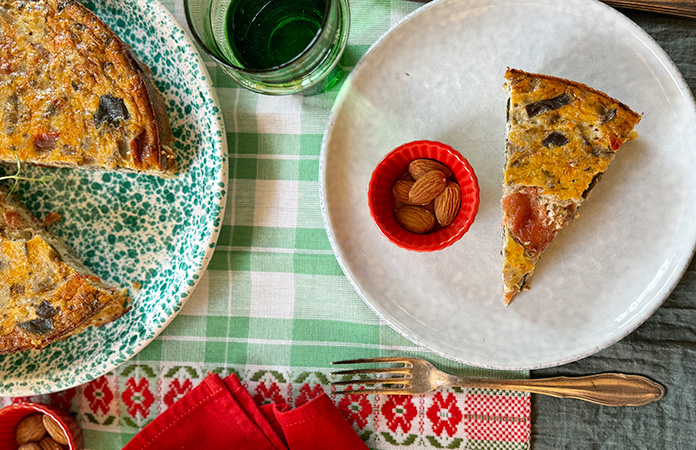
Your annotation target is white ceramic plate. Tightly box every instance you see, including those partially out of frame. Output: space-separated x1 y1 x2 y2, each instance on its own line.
0 0 227 394
320 0 696 370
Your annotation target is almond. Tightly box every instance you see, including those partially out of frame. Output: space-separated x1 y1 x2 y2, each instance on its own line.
434 181 462 226
395 206 436 234
38 436 63 450
391 179 415 204
42 415 68 445
408 170 447 205
19 444 43 450
16 413 46 444
408 159 452 180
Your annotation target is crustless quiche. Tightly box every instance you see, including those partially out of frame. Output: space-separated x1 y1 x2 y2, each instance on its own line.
0 0 176 175
502 68 641 305
0 188 129 353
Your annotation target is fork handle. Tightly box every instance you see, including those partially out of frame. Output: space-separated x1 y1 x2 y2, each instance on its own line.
448 373 665 406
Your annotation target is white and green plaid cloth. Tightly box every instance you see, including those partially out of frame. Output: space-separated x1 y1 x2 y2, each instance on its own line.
3 1 531 449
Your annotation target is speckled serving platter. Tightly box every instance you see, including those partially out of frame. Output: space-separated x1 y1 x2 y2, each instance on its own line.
0 0 227 395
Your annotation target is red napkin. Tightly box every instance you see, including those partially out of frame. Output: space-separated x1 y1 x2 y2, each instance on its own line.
123 373 368 450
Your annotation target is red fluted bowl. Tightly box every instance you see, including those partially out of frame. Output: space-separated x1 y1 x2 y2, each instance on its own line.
367 140 480 252
0 402 83 449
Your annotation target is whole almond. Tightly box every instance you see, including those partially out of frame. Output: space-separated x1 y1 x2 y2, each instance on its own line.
38 436 63 450
434 181 462 226
408 159 452 180
16 413 47 444
408 170 447 205
42 415 68 445
391 179 415 204
395 206 436 234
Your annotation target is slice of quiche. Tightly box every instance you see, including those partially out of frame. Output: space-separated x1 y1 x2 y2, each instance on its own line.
0 0 176 176
0 188 129 353
502 68 641 305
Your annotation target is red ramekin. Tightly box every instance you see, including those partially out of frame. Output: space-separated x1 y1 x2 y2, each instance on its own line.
0 402 83 449
367 140 480 252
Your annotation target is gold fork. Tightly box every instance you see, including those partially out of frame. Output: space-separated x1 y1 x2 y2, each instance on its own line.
331 357 665 406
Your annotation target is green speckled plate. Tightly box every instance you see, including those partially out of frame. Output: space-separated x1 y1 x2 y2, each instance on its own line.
0 0 227 395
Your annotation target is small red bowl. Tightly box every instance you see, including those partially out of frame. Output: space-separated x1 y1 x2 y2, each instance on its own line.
0 402 83 449
368 140 480 252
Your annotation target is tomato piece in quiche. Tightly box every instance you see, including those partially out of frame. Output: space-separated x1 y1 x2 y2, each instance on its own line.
502 68 642 305
0 189 129 353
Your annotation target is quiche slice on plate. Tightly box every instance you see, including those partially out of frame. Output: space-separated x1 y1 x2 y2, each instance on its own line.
0 188 129 353
502 68 642 305
0 0 176 176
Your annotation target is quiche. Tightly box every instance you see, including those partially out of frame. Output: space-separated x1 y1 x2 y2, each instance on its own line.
0 188 129 353
0 0 176 175
502 68 641 305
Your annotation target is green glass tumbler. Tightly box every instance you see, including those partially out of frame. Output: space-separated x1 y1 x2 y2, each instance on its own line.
184 0 350 95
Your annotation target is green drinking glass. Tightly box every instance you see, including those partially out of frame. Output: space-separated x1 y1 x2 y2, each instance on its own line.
184 0 350 95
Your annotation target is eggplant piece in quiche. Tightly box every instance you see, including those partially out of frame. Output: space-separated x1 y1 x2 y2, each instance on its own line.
0 189 129 353
502 68 641 305
0 0 176 176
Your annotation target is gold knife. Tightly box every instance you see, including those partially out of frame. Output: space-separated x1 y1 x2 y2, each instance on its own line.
603 0 696 18
407 0 696 19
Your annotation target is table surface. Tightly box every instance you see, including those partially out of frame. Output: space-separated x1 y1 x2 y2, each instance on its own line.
3 2 695 449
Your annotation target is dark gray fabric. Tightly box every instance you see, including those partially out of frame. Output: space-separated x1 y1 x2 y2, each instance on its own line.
531 11 696 449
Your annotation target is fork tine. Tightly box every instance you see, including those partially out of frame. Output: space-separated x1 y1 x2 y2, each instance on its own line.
331 367 410 376
335 387 412 395
331 357 422 396
331 357 414 365
332 377 410 386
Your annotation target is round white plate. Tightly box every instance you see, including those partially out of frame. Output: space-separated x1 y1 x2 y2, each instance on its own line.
320 0 696 370
0 0 227 394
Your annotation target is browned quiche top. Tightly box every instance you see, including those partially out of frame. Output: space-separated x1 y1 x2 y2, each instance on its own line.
502 68 641 305
0 0 176 175
0 188 129 354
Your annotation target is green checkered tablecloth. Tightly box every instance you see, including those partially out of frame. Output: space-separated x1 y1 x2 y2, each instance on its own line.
1 1 532 449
